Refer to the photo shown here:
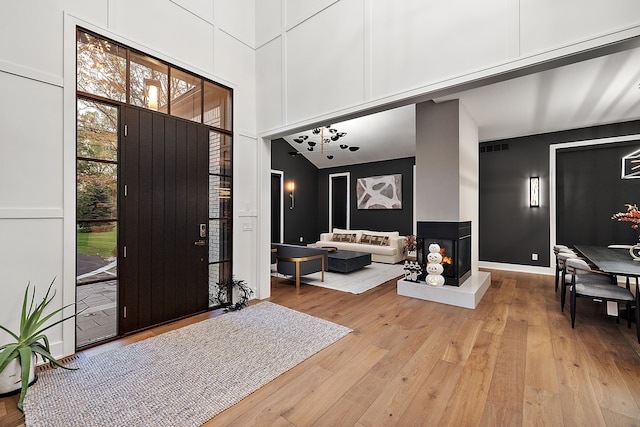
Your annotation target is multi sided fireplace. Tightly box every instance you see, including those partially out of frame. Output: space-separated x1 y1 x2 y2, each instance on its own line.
416 221 471 286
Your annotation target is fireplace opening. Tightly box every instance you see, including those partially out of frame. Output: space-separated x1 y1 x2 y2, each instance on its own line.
416 221 471 286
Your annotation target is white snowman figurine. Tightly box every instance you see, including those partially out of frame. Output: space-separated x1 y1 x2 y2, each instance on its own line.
425 243 445 287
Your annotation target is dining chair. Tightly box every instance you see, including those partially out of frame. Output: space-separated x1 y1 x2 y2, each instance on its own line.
554 246 577 293
566 258 636 335
557 251 580 310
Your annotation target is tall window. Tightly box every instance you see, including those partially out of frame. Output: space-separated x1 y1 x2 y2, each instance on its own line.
75 98 119 347
76 28 233 346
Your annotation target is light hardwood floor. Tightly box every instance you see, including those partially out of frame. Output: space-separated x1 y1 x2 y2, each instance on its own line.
2 269 640 426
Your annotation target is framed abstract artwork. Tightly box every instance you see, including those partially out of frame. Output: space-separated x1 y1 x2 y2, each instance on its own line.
356 174 402 209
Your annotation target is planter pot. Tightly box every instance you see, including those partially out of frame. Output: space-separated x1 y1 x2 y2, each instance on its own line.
0 355 36 396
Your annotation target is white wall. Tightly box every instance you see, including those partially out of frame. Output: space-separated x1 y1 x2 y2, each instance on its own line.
256 0 640 135
458 102 479 274
0 0 257 357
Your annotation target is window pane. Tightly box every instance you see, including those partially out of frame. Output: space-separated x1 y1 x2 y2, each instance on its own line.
208 261 232 308
77 161 117 221
209 131 232 175
76 223 118 285
77 99 118 161
76 221 118 282
209 219 231 262
76 278 118 347
130 52 169 113
171 68 202 122
209 175 232 219
204 81 232 131
77 30 126 102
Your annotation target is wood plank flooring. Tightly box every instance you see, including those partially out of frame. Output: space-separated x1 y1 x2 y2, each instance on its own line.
2 269 640 426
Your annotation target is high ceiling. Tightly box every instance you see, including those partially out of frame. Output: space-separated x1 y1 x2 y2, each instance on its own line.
283 45 640 169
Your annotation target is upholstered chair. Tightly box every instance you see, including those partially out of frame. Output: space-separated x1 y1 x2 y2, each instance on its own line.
565 258 636 338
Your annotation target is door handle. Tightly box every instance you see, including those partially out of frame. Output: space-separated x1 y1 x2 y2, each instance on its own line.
194 240 207 246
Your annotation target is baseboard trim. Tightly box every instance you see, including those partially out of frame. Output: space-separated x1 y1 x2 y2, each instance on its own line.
479 261 554 276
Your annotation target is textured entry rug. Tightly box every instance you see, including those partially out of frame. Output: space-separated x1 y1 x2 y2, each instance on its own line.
273 261 406 294
23 302 351 427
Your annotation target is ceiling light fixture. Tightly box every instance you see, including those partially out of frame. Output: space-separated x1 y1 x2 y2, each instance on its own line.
292 126 360 160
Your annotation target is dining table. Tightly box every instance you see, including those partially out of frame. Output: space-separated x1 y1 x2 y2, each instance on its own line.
574 245 640 279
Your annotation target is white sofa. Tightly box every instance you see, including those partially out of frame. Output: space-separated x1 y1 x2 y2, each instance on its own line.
315 228 407 264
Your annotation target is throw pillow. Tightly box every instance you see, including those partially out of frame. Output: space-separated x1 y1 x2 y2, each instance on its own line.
332 233 356 242
360 233 372 244
370 235 388 246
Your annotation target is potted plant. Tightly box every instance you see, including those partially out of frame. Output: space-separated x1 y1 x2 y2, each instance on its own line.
0 279 77 411
211 278 253 312
404 234 417 260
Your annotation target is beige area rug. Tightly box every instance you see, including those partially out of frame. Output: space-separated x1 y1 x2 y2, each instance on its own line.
23 302 351 427
272 261 406 294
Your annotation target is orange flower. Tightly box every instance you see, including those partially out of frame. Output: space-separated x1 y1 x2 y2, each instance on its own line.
611 203 640 230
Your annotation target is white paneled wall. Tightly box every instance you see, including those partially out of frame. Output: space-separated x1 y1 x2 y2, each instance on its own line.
0 219 65 356
285 0 365 124
256 38 283 131
520 0 640 55
369 0 513 100
256 0 282 47
0 1 107 78
255 0 640 134
214 29 257 135
214 0 256 47
234 135 259 295
1 1 257 357
111 0 216 73
171 0 215 23
0 74 63 209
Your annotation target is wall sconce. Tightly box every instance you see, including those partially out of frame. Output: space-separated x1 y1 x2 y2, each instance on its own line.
530 176 540 207
286 181 295 209
144 78 161 111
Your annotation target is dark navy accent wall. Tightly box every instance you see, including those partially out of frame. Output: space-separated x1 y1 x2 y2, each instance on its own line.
271 139 319 245
557 140 640 246
480 120 640 267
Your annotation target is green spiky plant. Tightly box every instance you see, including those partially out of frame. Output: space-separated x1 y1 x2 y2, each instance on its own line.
0 278 77 411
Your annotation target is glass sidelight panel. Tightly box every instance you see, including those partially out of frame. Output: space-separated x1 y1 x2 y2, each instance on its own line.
77 161 117 221
77 99 118 161
76 222 118 285
208 262 232 308
204 81 232 131
209 131 232 175
76 279 119 348
76 96 119 349
209 175 232 219
208 219 231 262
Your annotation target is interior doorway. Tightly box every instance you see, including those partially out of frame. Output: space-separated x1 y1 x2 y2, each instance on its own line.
329 172 350 231
271 170 284 243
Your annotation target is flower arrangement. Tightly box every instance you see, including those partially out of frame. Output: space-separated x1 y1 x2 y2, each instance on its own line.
404 235 416 253
611 203 640 230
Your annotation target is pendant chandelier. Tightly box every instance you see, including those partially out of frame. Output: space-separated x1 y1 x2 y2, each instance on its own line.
292 126 360 160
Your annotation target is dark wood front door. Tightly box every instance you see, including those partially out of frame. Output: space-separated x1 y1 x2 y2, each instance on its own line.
119 106 209 334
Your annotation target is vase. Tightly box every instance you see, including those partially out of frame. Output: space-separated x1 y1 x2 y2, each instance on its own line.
0 355 36 395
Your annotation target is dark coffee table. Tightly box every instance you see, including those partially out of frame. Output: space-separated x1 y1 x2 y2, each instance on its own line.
327 250 372 273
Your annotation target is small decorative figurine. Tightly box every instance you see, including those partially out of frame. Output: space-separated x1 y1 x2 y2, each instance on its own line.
426 243 445 287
